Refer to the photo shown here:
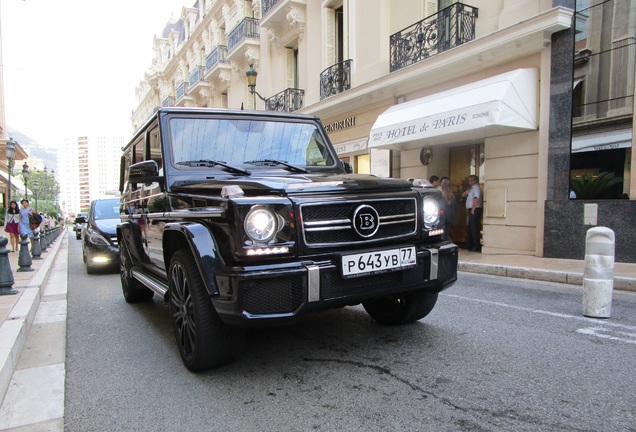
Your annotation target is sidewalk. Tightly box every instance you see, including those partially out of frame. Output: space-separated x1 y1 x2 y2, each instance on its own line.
458 249 636 291
0 227 67 430
0 233 635 429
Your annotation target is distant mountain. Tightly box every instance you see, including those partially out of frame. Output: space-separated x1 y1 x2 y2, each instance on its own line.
5 126 57 172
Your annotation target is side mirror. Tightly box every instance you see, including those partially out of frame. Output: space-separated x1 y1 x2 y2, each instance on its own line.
339 159 353 174
129 160 164 190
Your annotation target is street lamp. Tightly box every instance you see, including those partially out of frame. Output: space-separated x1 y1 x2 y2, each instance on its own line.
42 166 48 212
22 162 29 200
245 63 267 108
5 137 16 204
33 179 39 212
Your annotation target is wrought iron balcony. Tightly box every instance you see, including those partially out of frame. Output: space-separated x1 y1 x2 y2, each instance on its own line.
189 66 205 87
390 3 478 72
162 96 175 107
320 59 352 100
261 0 280 17
205 45 229 73
176 82 188 100
227 17 260 52
265 88 305 112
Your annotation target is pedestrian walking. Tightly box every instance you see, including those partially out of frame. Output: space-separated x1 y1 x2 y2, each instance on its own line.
19 199 35 245
4 200 21 252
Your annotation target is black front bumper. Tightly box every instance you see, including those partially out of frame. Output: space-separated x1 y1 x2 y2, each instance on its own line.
213 243 458 326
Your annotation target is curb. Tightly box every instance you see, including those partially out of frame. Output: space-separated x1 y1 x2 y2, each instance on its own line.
0 231 66 405
458 262 636 292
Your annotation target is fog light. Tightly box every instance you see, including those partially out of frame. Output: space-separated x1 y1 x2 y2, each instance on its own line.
92 256 110 264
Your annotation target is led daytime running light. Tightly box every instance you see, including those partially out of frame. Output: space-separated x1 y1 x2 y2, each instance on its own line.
246 246 290 256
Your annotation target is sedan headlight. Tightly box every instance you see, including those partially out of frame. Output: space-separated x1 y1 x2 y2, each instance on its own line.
87 230 110 246
244 207 278 243
423 196 440 226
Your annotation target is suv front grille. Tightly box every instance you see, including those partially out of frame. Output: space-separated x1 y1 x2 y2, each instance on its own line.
300 198 417 247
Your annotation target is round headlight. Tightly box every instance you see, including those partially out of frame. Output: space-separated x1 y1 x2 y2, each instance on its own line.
423 196 440 225
245 207 278 243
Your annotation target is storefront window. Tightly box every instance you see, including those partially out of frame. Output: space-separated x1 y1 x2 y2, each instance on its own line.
570 0 634 200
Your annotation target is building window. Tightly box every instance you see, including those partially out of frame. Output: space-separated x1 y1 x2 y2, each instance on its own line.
572 79 584 118
324 1 347 67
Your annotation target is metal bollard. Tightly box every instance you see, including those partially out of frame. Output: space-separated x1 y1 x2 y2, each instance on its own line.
31 229 42 260
0 236 17 295
40 227 48 252
17 232 34 272
582 227 615 318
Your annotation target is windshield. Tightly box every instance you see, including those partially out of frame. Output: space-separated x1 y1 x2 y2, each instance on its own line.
169 117 336 168
93 199 120 220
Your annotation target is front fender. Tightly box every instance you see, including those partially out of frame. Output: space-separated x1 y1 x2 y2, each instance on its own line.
162 222 223 297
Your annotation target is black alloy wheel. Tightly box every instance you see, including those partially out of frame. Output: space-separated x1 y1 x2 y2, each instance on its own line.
362 290 438 325
169 249 242 372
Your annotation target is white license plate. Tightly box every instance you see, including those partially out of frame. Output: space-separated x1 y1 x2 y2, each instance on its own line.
341 246 416 278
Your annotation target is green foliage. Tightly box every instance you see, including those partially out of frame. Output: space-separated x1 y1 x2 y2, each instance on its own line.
570 171 623 199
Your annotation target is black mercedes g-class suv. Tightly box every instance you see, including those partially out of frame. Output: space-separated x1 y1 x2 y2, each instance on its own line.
118 107 458 371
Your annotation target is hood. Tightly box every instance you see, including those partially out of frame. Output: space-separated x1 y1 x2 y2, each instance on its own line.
93 218 120 235
170 173 414 196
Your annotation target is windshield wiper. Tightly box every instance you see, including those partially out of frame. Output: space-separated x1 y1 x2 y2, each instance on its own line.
177 160 251 176
243 159 309 174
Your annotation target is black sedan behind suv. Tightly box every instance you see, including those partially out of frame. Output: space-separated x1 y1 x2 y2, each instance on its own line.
82 198 120 274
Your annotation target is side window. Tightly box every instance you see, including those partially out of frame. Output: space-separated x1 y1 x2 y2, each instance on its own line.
134 137 145 163
121 135 144 192
119 154 129 193
149 126 163 175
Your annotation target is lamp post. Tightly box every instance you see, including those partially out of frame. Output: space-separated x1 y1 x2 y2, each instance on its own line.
22 162 29 200
33 179 39 212
42 166 47 213
245 64 267 109
5 137 16 204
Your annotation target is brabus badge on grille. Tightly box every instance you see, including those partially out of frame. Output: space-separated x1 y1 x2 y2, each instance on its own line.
352 205 380 238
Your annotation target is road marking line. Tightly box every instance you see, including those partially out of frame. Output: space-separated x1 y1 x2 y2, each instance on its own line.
444 293 636 332
576 327 636 344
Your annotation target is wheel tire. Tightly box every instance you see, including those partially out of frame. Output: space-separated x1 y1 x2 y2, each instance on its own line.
83 246 96 274
119 240 154 303
363 290 438 325
169 249 242 372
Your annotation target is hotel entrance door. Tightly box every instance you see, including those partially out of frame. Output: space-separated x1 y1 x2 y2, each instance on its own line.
449 143 484 246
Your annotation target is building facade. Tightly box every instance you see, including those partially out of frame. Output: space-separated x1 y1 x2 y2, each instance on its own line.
131 0 635 261
57 135 124 215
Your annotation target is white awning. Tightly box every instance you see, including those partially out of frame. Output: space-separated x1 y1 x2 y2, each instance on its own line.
571 129 633 153
0 171 32 196
368 68 539 150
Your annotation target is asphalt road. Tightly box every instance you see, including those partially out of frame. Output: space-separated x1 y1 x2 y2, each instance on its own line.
64 239 636 432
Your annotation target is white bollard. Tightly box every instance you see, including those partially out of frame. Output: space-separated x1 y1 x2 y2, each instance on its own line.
582 227 615 318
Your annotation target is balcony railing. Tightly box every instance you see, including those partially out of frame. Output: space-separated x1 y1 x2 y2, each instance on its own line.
390 3 478 72
261 0 280 17
205 45 229 72
162 96 175 107
189 66 205 87
265 88 305 112
176 82 188 100
320 59 352 100
227 17 260 52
